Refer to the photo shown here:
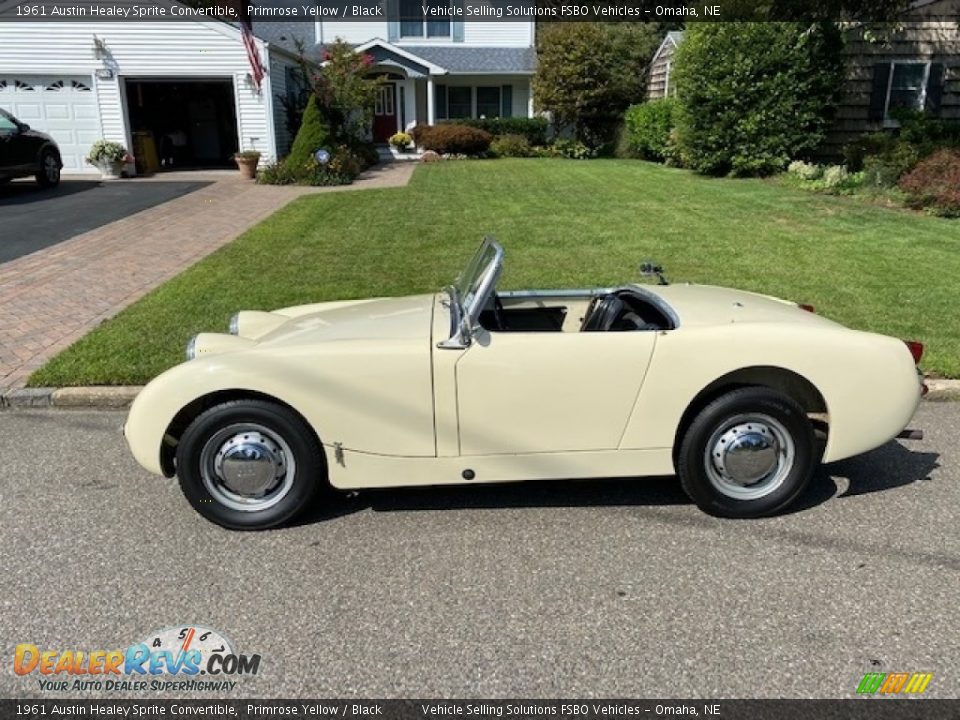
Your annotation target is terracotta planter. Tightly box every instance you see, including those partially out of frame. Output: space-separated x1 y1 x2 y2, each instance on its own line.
235 154 261 180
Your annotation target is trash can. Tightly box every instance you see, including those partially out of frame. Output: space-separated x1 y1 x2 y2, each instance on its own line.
132 131 159 175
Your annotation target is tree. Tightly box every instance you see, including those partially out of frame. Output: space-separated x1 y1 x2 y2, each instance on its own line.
533 23 665 147
312 39 381 143
285 95 332 169
672 23 845 176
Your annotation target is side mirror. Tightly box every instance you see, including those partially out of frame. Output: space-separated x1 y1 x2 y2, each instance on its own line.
18 123 29 133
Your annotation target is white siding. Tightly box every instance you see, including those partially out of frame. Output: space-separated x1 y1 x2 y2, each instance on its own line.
0 21 279 164
320 21 389 44
462 22 532 47
268 51 300 157
320 20 532 47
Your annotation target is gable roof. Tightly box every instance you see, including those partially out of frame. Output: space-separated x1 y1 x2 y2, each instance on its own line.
309 39 536 76
650 30 684 67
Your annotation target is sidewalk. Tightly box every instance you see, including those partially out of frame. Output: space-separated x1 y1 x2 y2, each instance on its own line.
0 162 415 390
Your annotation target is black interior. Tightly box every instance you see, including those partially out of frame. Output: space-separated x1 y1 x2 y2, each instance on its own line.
479 290 673 333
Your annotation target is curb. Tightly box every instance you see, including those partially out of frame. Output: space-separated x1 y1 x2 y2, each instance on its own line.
2 379 960 409
1 386 142 409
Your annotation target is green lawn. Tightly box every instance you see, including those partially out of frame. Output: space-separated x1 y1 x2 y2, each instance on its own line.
29 159 960 385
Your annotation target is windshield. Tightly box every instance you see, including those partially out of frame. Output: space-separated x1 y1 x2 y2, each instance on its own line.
453 237 503 320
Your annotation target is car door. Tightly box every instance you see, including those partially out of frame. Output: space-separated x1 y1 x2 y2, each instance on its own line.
454 328 657 455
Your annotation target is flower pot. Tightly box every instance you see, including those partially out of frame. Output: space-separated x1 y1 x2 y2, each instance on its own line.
235 155 260 180
97 160 124 181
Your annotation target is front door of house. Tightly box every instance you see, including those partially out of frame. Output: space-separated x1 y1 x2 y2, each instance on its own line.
373 83 396 143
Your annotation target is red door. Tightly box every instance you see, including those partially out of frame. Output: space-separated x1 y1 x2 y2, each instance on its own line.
373 83 397 143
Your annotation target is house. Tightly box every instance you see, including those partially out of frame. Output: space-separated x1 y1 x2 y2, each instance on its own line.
0 0 308 174
646 31 683 101
0 0 536 174
255 16 537 143
821 0 960 157
647 2 959 158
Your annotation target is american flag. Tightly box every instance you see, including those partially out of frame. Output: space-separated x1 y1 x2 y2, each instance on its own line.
239 4 265 90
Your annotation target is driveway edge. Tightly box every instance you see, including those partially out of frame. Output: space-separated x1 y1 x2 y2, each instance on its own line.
3 379 960 410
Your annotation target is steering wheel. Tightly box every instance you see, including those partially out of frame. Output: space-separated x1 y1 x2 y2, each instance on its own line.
493 294 508 331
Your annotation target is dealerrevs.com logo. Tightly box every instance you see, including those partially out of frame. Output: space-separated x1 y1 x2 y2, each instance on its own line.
14 625 261 693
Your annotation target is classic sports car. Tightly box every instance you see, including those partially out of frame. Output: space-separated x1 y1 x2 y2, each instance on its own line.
125 237 925 530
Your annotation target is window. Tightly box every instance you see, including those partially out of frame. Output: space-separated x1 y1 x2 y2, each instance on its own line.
400 0 451 38
0 110 18 134
885 62 930 123
476 86 501 118
447 86 472 119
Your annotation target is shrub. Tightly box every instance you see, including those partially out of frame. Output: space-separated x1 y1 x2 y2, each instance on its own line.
821 164 850 188
286 95 333 170
258 145 361 186
444 117 549 145
550 139 594 160
346 138 380 170
672 23 845 176
787 160 823 181
87 140 130 163
623 98 678 162
898 149 960 217
417 124 492 155
490 134 532 158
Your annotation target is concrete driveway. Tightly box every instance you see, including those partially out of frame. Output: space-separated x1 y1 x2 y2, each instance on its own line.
0 177 210 263
0 401 955 699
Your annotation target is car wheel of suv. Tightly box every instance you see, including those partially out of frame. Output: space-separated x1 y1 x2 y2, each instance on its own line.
677 387 816 518
176 399 326 530
36 150 60 188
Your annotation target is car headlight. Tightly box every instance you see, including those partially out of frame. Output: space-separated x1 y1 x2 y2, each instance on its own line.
185 334 199 361
228 313 240 335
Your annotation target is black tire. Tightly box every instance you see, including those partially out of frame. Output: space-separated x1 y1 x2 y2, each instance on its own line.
677 387 816 518
176 399 325 530
35 149 61 188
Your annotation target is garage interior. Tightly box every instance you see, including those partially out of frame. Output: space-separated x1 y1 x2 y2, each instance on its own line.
125 79 239 172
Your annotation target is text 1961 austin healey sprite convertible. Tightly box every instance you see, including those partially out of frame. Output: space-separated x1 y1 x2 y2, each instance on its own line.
125 237 925 529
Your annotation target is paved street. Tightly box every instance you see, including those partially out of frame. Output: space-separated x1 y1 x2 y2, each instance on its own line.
0 402 957 700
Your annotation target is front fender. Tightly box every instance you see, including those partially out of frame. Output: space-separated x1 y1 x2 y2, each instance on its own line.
125 341 435 477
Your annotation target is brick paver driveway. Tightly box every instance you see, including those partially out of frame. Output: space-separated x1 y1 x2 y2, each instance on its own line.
0 163 414 389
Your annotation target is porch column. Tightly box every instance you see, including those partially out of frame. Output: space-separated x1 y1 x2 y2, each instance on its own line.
427 77 436 125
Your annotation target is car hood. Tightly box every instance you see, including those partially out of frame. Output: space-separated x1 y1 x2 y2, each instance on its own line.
255 293 436 347
637 283 840 328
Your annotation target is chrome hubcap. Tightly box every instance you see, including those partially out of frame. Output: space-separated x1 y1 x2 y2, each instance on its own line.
200 424 296 512
704 414 795 501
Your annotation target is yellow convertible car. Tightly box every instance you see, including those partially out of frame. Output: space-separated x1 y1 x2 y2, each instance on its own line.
125 238 925 529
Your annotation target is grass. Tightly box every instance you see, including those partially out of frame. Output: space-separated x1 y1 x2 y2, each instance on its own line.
29 158 960 385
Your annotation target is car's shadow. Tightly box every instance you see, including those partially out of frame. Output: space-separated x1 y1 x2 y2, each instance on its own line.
293 441 940 525
0 179 101 205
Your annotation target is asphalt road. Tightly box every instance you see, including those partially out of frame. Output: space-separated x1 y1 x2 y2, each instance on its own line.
0 179 209 262
0 404 957 700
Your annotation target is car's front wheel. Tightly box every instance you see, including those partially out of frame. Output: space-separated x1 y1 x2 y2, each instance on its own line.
176 400 325 530
677 387 816 518
36 150 60 188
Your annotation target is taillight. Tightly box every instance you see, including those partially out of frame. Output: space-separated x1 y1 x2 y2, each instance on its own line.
904 340 924 364
798 303 816 313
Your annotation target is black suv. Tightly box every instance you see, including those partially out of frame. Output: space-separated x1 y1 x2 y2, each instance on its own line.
0 108 62 188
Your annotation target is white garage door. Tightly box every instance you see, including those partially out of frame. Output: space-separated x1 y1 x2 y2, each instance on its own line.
0 75 100 173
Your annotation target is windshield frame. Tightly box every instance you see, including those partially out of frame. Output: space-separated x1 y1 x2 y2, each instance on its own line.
438 236 504 349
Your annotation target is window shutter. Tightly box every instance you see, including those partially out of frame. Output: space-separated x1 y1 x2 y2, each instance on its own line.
868 62 891 122
436 85 447 121
501 84 513 118
453 21 464 43
926 63 945 115
387 0 399 42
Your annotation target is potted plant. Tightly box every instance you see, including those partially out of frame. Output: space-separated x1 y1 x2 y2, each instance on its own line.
86 140 133 180
234 150 262 180
389 132 413 154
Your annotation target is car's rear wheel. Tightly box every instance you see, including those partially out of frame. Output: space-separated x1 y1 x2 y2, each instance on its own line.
36 150 60 188
176 400 325 530
677 387 816 518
